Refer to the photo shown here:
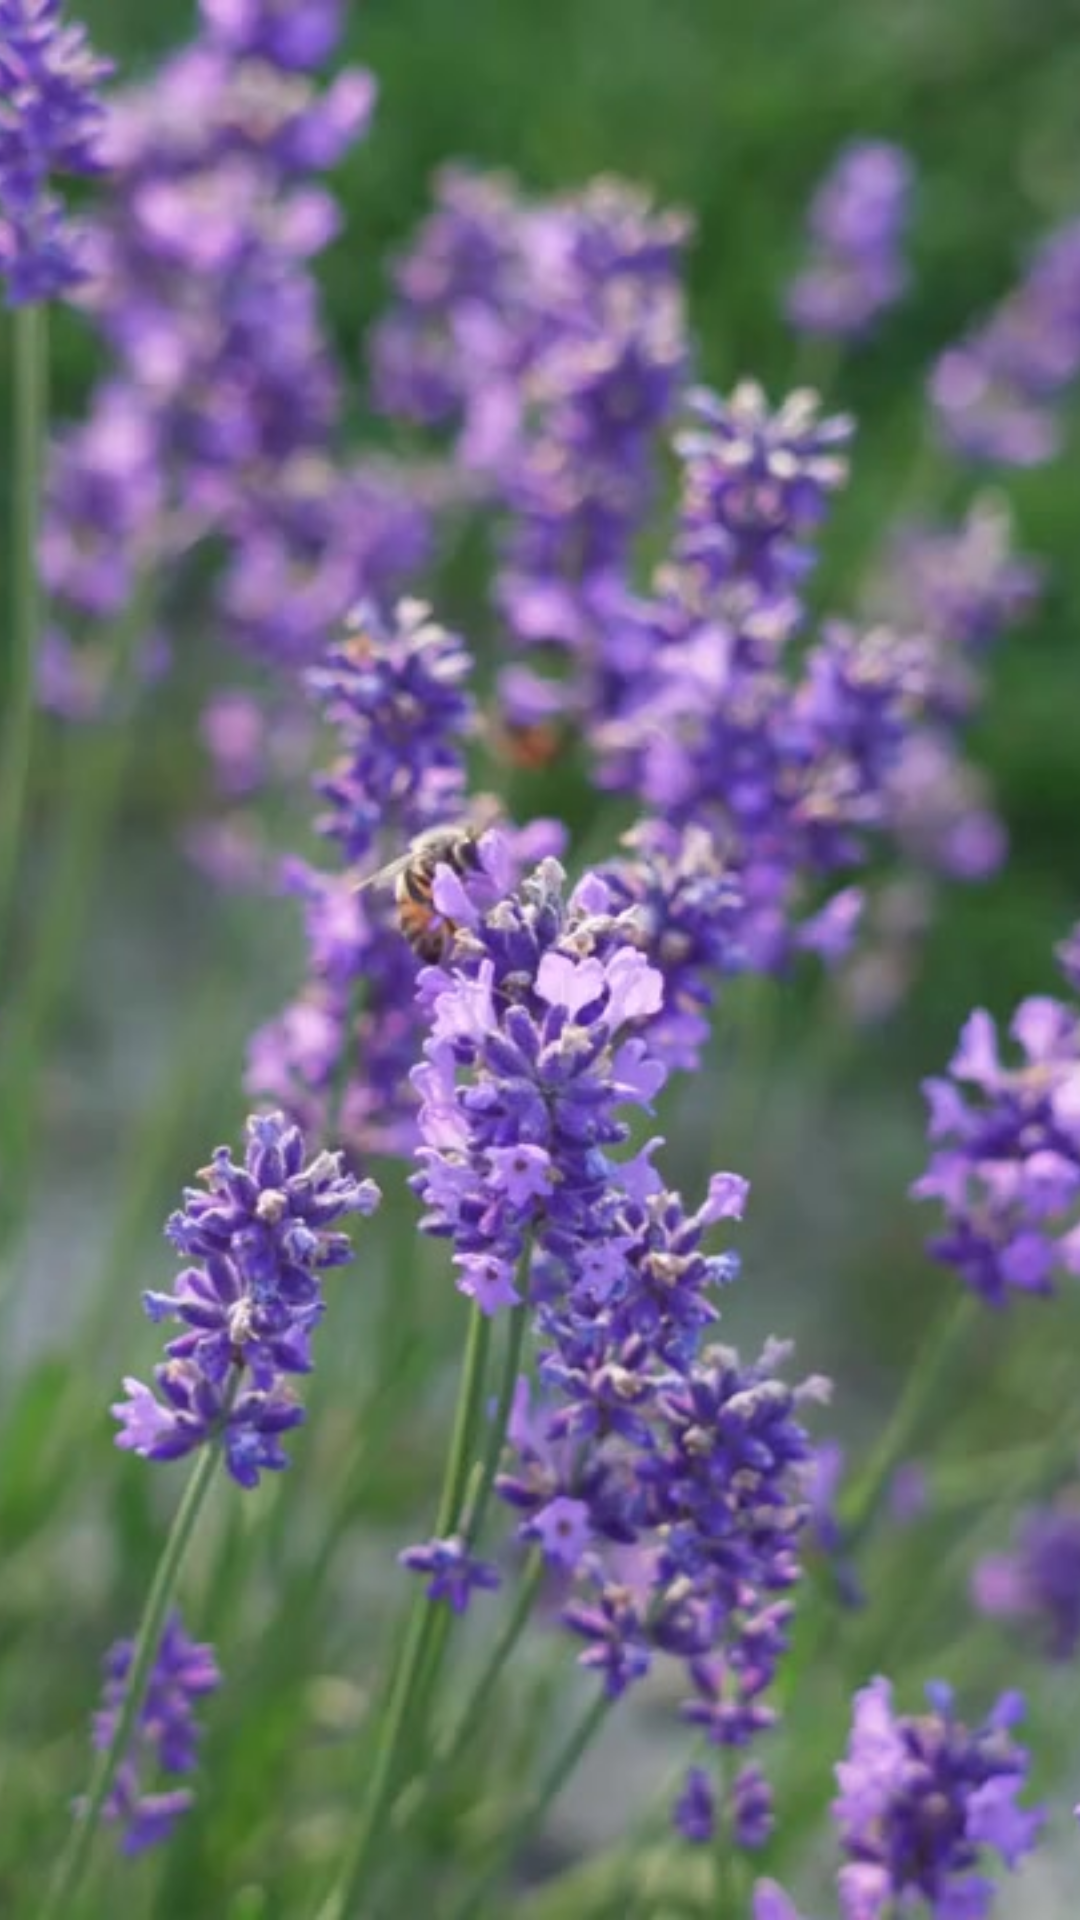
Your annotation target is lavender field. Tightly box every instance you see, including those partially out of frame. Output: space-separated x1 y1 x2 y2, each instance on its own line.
3 3 1080 1917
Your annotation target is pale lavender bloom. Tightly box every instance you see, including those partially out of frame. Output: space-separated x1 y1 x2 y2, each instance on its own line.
787 140 913 340
931 218 1080 466
879 500 1041 669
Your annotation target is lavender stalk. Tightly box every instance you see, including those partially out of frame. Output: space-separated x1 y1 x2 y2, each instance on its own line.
316 1268 529 1920
0 301 47 963
445 1692 613 1920
42 1428 228 1919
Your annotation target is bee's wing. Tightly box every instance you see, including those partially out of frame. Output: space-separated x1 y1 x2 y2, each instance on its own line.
351 851 413 894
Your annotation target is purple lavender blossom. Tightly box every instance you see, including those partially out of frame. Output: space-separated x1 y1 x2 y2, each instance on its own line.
878 499 1041 669
913 964 1080 1303
0 0 113 303
373 167 691 731
409 847 818 1825
91 1612 219 1855
674 382 853 593
674 1766 714 1842
199 0 346 72
112 1113 378 1487
596 821 745 1071
787 141 913 340
400 1536 501 1613
931 219 1080 467
973 1493 1080 1659
587 382 939 979
833 1677 1043 1918
42 9 405 706
410 850 669 1315
246 600 479 1156
308 599 475 866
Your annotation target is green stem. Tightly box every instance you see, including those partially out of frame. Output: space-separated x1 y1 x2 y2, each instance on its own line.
399 1285 533 1805
712 1751 733 1917
436 1305 493 1537
375 1556 547 1919
445 1692 612 1920
315 1303 494 1920
841 1290 976 1544
0 591 153 1249
42 1436 226 1920
462 1299 528 1548
435 1552 544 1773
777 1290 976 1718
0 302 48 968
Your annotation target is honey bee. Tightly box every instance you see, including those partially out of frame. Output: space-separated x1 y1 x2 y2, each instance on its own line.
352 813 497 962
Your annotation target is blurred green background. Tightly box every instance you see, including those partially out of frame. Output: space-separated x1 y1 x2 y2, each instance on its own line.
4 2 1080 1910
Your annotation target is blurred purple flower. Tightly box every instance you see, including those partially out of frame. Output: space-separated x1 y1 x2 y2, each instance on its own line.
400 1536 501 1613
754 1884 809 1920
0 0 113 303
833 1677 1043 1918
42 9 414 718
112 1112 378 1487
373 166 691 732
973 1492 1080 1659
91 1612 219 1855
879 499 1041 670
787 140 913 340
199 0 347 72
913 958 1080 1302
931 218 1080 467
674 1766 714 1842
804 1439 864 1608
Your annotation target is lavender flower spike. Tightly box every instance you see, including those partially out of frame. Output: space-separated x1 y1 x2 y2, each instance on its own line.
91 1612 219 1855
0 0 113 303
913 942 1080 1303
833 1677 1043 1918
112 1113 379 1487
973 1491 1080 1660
787 141 913 340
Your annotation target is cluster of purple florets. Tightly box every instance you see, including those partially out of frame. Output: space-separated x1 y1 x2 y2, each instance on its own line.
0 0 113 303
931 219 1080 467
373 165 691 733
753 1679 1042 1919
786 140 913 340
399 842 821 1844
246 599 484 1155
92 1614 219 1855
39 0 426 737
914 945 1080 1304
112 1112 378 1487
